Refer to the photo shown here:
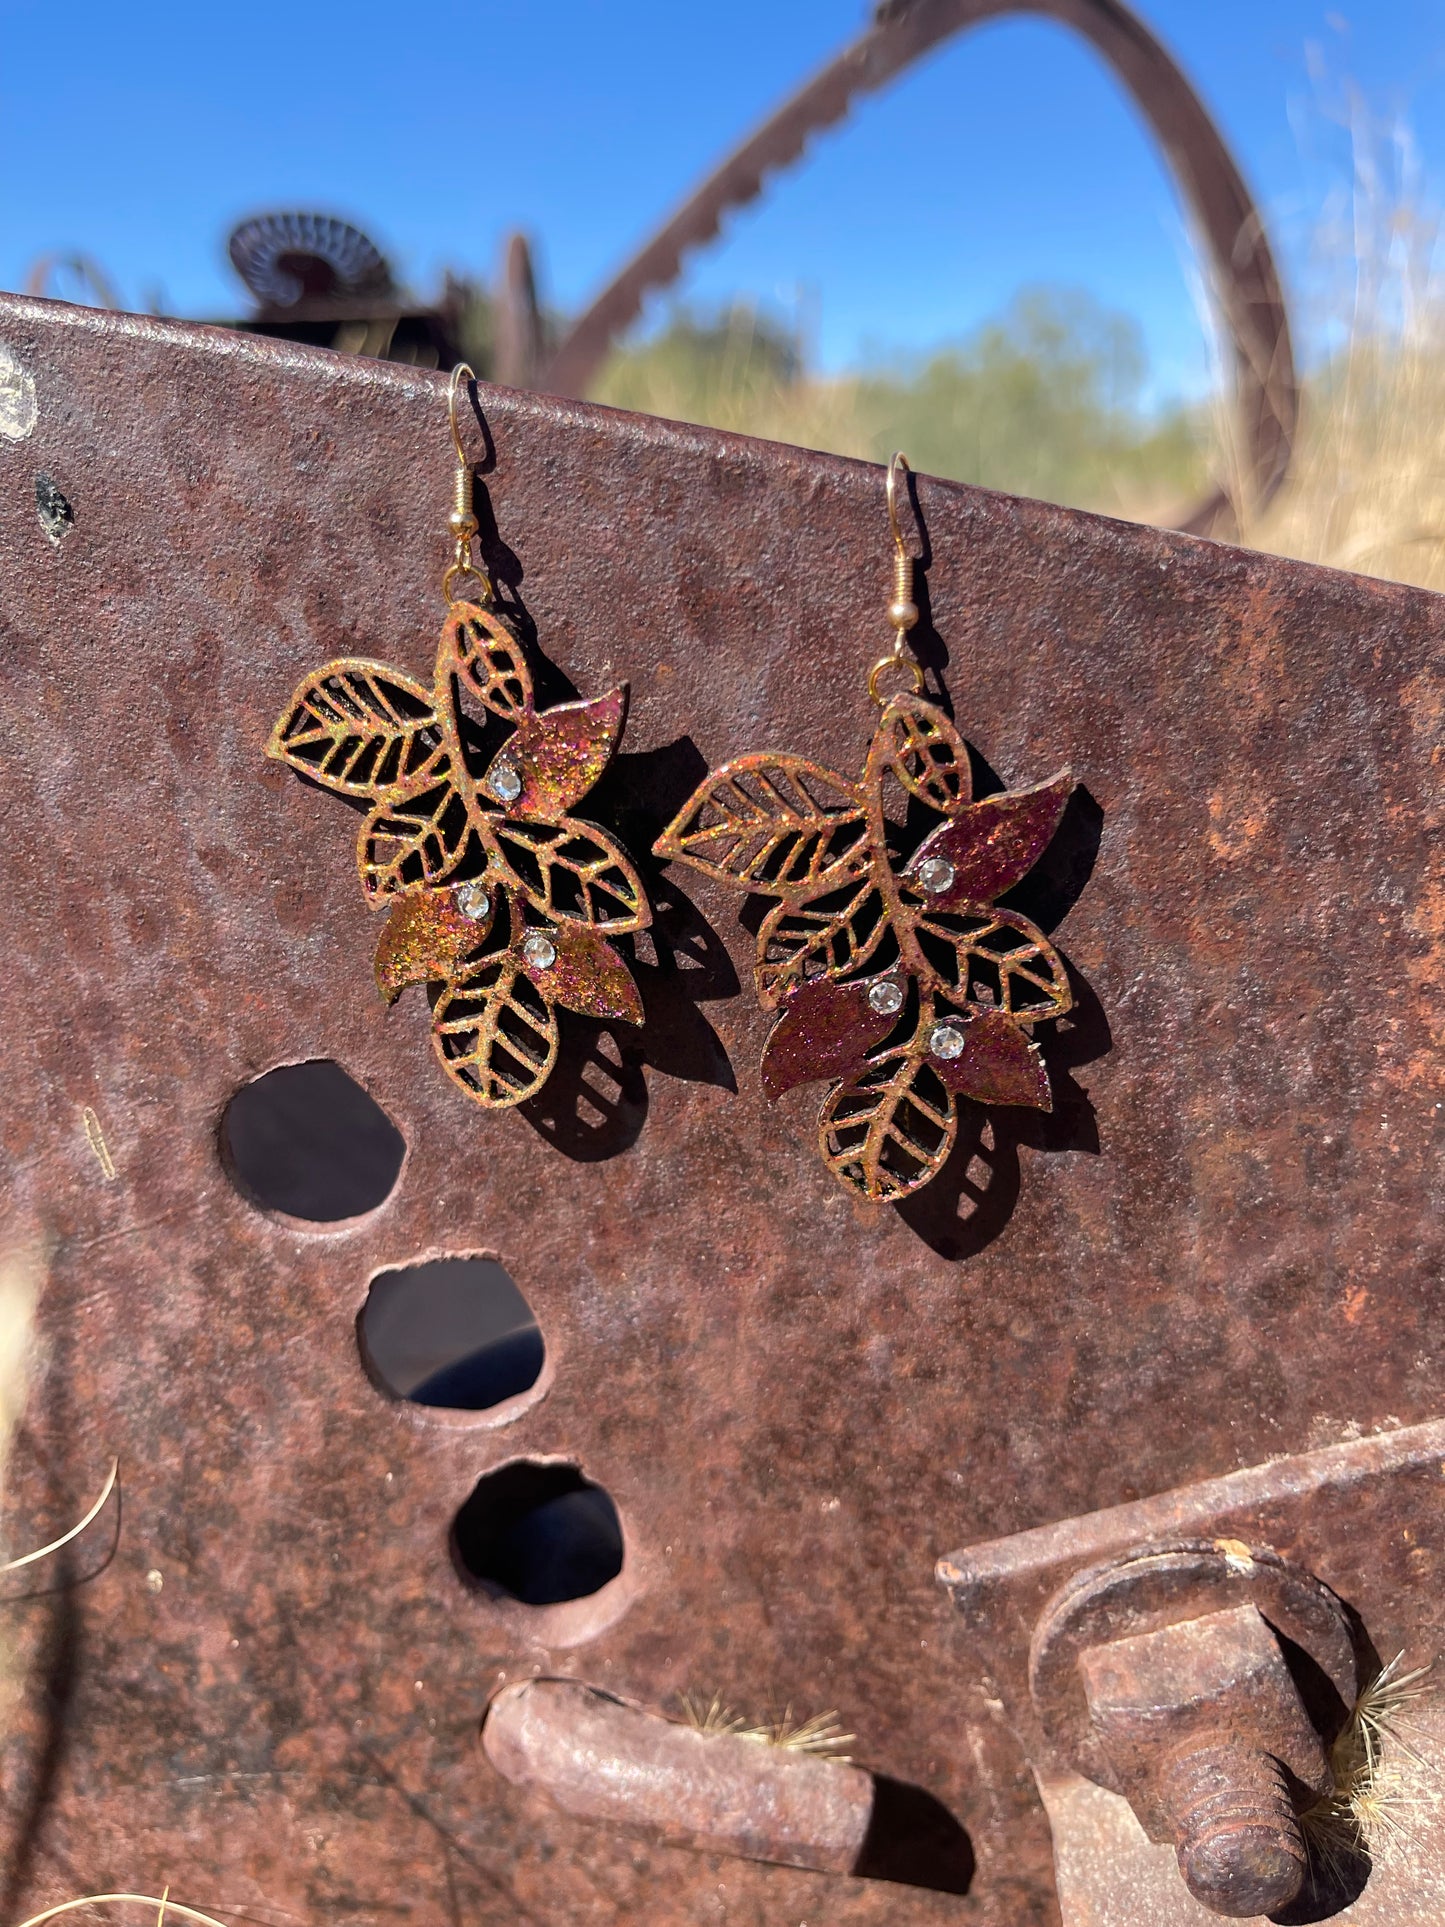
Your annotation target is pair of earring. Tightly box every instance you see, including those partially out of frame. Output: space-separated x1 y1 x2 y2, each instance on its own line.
267 368 1078 1205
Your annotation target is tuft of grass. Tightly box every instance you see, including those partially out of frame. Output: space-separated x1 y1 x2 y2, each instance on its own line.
675 1690 854 1761
1302 1654 1435 1877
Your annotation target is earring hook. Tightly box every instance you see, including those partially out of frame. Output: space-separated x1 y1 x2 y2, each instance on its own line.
447 360 473 468
442 362 489 605
868 451 925 706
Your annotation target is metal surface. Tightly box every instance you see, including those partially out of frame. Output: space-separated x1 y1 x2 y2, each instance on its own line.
942 1422 1445 1922
0 293 1442 1926
540 0 1295 533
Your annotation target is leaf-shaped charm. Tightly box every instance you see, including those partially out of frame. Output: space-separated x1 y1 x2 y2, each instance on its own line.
374 884 494 1004
654 754 871 897
817 1027 957 1203
927 1008 1051 1109
910 906 1072 1020
432 952 559 1107
490 818 650 933
867 696 972 816
755 879 890 1008
514 920 642 1024
357 766 472 902
436 600 533 723
267 660 442 798
902 771 1073 908
483 687 627 820
761 974 903 1101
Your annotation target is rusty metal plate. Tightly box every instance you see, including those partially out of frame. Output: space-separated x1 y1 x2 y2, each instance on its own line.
0 292 1441 1926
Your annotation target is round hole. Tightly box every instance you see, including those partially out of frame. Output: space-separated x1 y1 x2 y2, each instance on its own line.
359 1257 545 1413
451 1462 624 1606
221 1059 404 1223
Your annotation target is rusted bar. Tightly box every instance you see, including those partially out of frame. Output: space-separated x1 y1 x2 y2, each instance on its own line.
483 1680 874 1873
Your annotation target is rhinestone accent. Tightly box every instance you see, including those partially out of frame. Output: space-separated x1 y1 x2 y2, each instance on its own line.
490 763 522 803
455 881 491 921
521 932 557 971
929 1021 967 1061
868 980 904 1015
917 855 956 895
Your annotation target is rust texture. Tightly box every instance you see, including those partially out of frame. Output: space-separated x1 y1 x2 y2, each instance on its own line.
541 0 1295 533
0 294 1442 1927
482 1679 874 1874
655 693 1073 1200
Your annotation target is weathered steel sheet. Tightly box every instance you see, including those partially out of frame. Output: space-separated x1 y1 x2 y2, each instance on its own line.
0 292 1441 1925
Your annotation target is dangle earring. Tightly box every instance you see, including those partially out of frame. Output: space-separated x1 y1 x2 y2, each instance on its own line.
267 365 650 1108
655 454 1078 1204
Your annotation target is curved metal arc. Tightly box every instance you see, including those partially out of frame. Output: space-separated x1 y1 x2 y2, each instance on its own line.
540 0 1295 534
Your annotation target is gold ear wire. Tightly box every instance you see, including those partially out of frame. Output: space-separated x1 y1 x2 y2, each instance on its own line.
868 451 924 705
442 363 489 605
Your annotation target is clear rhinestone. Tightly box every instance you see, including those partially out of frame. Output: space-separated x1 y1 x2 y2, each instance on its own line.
868 980 904 1015
917 855 956 895
929 1021 967 1061
521 932 557 971
490 763 523 803
455 881 491 921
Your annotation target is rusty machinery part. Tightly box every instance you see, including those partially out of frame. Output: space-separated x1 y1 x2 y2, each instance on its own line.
229 211 395 309
493 233 546 392
483 1679 875 1874
1029 1541 1360 1918
540 0 1294 536
3 302 1443 1926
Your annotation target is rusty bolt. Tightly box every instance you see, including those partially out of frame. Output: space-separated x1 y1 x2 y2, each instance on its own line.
1078 1604 1329 1917
1029 1543 1359 1920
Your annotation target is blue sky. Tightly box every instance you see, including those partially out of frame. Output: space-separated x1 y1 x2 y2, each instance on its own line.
2 2 1441 403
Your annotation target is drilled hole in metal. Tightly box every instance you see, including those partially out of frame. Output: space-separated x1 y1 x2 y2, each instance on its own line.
359 1257 544 1412
451 1462 624 1606
220 1059 404 1223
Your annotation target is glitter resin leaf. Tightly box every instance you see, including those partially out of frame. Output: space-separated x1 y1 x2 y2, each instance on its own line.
818 1024 958 1203
432 951 559 1107
489 818 650 934
267 600 649 1110
654 755 871 895
267 660 443 798
656 686 1081 1202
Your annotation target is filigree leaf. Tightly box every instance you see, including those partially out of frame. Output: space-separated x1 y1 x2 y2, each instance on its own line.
910 906 1072 1020
490 818 650 933
755 879 890 1008
374 886 494 1004
817 1025 957 1202
867 696 972 817
654 755 871 897
436 600 533 723
357 765 473 902
517 921 642 1025
929 1008 1052 1109
267 659 442 798
761 974 903 1100
483 687 627 820
902 771 1073 908
432 953 558 1107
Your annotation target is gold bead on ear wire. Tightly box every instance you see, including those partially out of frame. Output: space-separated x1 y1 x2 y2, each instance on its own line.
266 366 653 1111
656 452 1081 1205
